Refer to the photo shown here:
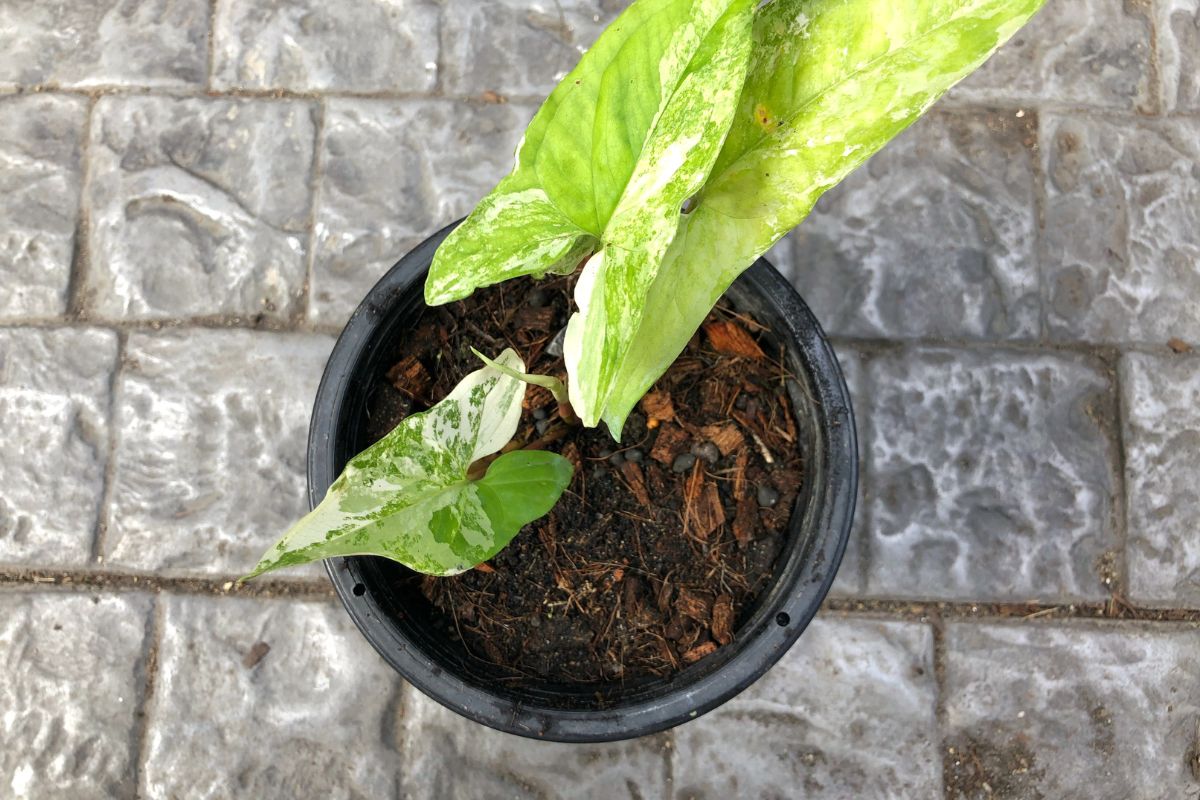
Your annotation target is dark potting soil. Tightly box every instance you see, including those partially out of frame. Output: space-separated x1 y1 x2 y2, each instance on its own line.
365 272 804 684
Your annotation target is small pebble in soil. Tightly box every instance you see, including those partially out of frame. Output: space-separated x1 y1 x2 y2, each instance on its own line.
598 448 613 459
757 485 781 508
625 448 644 463
691 441 721 465
535 419 553 435
527 287 548 308
547 327 567 358
532 407 548 421
608 451 625 466
672 453 698 473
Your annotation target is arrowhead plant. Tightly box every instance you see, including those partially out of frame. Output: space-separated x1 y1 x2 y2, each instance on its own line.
250 0 1044 579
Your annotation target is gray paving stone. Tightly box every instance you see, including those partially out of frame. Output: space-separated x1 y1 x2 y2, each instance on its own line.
1041 114 1200 345
0 592 153 800
943 622 1200 800
1121 352 1200 606
0 94 86 319
142 595 404 799
312 98 531 324
673 618 939 799
1159 0 1200 112
791 111 1040 342
0 0 207 88
212 0 439 93
440 0 622 99
401 688 669 799
84 96 315 322
945 0 1156 112
0 328 118 567
865 348 1119 602
103 330 333 576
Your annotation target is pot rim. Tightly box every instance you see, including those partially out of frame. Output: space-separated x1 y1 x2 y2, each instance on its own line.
309 220 858 743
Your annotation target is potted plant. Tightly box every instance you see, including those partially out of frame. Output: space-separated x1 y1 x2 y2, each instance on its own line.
246 0 1044 741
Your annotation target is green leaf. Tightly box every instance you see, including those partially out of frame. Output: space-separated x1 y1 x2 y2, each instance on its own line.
245 349 573 579
426 0 757 428
596 0 1047 438
426 0 755 306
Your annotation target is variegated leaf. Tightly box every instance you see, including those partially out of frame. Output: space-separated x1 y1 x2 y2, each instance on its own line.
245 349 573 579
425 0 756 428
596 0 1047 438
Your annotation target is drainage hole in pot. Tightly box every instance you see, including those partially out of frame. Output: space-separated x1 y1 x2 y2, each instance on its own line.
775 612 791 627
353 583 366 597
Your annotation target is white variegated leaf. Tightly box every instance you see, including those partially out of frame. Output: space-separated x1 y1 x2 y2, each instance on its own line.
425 0 757 429
595 0 1047 438
245 349 573 579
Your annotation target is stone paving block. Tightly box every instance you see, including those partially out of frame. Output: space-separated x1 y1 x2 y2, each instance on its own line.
103 330 333 576
763 230 796 279
673 618 939 799
84 96 315 322
0 592 153 800
0 328 118 567
0 94 86 319
142 596 404 799
212 0 439 93
0 0 207 88
1159 0 1200 112
865 348 1119 602
1121 352 1200 606
312 99 531 324
945 0 1156 112
791 111 1039 341
1041 115 1200 345
401 688 670 799
943 622 1200 799
440 0 615 99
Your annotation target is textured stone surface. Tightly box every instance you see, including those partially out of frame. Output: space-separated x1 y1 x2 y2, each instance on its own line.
673 618 940 799
0 592 152 800
1121 353 1200 606
0 0 207 88
311 99 531 323
0 94 86 318
212 0 439 93
401 689 669 799
440 0 621 98
865 348 1119 602
1159 0 1200 112
943 622 1200 800
1041 115 1200 345
946 0 1156 112
0 328 118 567
0 0 1195 795
792 111 1040 341
142 596 404 799
104 330 333 575
84 96 315 321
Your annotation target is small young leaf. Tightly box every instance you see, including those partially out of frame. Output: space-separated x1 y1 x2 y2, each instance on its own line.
595 0 1047 438
470 346 569 411
244 349 573 579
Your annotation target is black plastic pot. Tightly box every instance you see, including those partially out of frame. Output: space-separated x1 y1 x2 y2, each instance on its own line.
309 221 857 743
